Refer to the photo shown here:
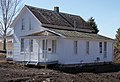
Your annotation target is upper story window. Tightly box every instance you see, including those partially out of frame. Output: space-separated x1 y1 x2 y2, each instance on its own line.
52 40 57 53
74 41 78 54
86 41 89 54
21 18 25 30
21 38 24 52
29 39 33 52
99 42 102 53
29 17 32 30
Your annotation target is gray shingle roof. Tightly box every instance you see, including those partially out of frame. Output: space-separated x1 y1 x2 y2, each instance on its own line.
26 5 95 33
49 29 114 41
24 28 113 41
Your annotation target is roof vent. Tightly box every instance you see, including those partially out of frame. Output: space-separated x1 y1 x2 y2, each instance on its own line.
74 20 77 31
54 6 59 13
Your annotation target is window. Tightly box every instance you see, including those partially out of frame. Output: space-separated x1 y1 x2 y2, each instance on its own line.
21 38 24 52
74 41 78 54
99 42 102 53
29 40 33 52
21 18 25 30
52 40 56 53
29 17 32 30
86 41 89 54
104 42 107 58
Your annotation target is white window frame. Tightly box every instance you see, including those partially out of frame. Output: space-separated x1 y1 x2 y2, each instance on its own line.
21 38 24 52
86 41 89 54
74 41 78 55
52 40 57 53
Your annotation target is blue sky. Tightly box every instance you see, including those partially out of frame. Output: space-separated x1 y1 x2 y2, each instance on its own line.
22 0 120 39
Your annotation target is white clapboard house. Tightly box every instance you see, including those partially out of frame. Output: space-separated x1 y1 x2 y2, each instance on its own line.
11 5 114 65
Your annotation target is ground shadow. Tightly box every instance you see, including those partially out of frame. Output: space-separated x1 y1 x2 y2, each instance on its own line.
46 63 120 74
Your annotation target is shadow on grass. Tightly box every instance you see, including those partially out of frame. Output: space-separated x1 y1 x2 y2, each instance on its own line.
47 63 120 74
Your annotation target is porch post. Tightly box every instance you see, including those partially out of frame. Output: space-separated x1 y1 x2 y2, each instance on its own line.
44 39 47 63
37 39 40 63
29 38 31 62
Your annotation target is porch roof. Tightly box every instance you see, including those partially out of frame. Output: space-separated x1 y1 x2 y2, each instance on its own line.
21 30 60 39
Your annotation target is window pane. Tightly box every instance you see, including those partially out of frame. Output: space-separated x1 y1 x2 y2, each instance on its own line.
99 42 102 53
42 40 45 50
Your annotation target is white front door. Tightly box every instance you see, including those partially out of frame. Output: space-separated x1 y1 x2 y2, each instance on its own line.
42 39 47 61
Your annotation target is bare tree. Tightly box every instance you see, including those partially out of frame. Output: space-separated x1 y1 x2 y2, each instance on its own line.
0 0 21 51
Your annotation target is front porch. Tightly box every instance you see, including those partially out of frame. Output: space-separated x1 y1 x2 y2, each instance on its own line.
20 30 60 65
22 51 58 65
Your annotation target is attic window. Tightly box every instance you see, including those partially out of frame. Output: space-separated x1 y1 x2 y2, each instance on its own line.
21 18 25 30
29 17 32 30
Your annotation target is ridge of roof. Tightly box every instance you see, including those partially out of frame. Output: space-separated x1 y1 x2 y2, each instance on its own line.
25 5 81 17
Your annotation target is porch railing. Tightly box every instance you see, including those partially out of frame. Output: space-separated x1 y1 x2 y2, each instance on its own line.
7 50 58 63
23 52 58 62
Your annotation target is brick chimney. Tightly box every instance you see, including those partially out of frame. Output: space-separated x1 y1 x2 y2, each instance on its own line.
54 6 59 13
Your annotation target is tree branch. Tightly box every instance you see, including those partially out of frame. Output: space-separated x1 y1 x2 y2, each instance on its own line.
0 21 4 30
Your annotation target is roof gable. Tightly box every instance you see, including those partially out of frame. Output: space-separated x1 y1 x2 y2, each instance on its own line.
11 5 42 27
26 5 95 33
